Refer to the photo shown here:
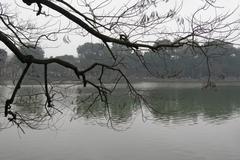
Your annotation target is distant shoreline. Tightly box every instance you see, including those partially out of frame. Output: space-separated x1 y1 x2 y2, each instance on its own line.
2 79 240 87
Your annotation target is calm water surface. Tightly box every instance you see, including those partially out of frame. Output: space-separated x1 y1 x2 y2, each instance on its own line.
0 82 240 160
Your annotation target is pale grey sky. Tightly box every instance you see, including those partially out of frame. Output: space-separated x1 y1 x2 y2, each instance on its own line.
1 0 240 57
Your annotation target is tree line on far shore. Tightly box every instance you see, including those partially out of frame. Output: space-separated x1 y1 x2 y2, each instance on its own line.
1 40 240 84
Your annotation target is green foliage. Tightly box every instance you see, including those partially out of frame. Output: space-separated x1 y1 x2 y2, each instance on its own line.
48 55 79 81
3 41 240 83
0 48 7 65
77 43 110 67
143 43 240 80
0 48 7 79
7 45 45 82
19 45 45 59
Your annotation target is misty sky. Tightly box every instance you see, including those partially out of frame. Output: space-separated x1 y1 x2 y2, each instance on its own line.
1 0 240 58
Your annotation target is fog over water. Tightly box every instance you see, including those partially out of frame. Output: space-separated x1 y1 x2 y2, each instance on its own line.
0 83 240 160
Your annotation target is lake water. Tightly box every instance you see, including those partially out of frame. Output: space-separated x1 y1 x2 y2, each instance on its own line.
0 82 240 160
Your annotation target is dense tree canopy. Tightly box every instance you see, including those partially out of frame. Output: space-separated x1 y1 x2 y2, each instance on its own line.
0 48 7 64
0 48 7 78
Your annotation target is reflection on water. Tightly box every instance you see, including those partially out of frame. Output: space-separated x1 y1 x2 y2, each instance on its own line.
75 89 139 129
0 86 64 130
14 87 44 114
74 86 240 128
145 87 240 125
1 83 240 160
1 84 240 129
